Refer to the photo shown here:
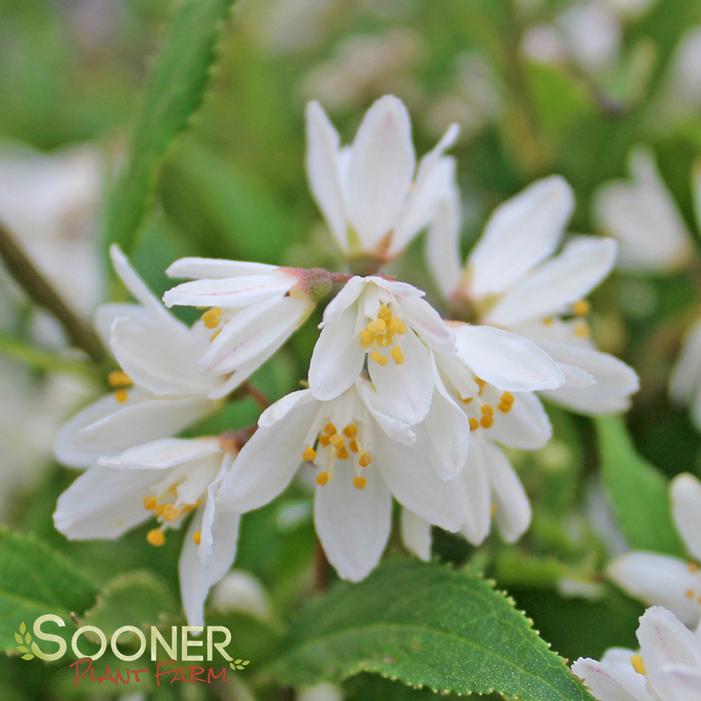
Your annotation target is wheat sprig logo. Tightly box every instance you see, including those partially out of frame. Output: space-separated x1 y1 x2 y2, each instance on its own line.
229 658 250 671
14 622 34 661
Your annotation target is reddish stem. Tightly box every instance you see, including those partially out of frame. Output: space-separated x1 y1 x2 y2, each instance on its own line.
243 382 270 410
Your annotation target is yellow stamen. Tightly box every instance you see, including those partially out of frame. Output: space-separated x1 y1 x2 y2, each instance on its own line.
336 446 350 460
391 345 405 365
370 351 388 366
490 503 497 517
323 422 337 435
315 471 330 486
469 418 480 431
481 404 494 416
542 317 554 326
353 476 367 490
686 589 695 599
330 434 345 449
114 389 129 403
572 299 590 316
349 439 359 453
574 321 590 338
192 530 202 545
143 496 157 511
378 303 392 322
475 377 486 394
358 453 372 468
367 318 387 334
480 414 494 429
147 528 165 547
161 504 179 521
343 424 358 438
359 329 373 348
319 435 330 447
201 307 222 329
303 446 317 462
630 655 646 675
108 370 132 388
210 329 222 342
689 562 699 573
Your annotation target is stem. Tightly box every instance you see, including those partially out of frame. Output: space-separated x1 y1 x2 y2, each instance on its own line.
242 382 270 410
328 271 353 284
0 330 100 379
0 223 106 362
312 538 330 592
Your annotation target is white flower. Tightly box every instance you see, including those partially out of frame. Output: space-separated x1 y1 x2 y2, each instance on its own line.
593 147 694 273
430 175 639 415
573 606 701 701
210 570 271 622
664 26 701 114
608 473 701 627
163 257 315 391
400 322 564 551
217 379 465 582
305 94 458 260
54 437 240 626
54 245 228 468
309 275 457 424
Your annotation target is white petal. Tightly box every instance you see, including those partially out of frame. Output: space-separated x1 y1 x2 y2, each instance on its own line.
537 341 639 415
454 324 564 391
425 184 463 299
355 378 416 445
163 274 294 309
309 305 366 400
167 257 277 279
489 392 552 450
305 101 348 250
111 316 217 396
484 441 531 543
669 318 701 405
346 95 415 248
367 329 434 424
374 427 463 531
647 665 701 701
572 657 653 701
319 276 366 326
109 244 168 319
54 394 214 468
671 473 701 562
258 388 315 428
454 437 491 546
314 466 392 581
400 509 432 561
94 303 148 349
485 237 617 327
467 176 574 298
637 606 701 669
399 294 456 353
99 437 221 470
607 553 701 626
217 393 320 512
53 466 157 539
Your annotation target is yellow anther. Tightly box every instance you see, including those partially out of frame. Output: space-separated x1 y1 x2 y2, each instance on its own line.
542 317 554 326
330 434 345 448
349 439 359 453
315 471 330 486
377 334 390 347
630 655 646 675
319 434 330 447
469 418 480 431
481 404 494 416
378 303 392 322
336 446 350 460
689 562 699 573
498 402 513 414
480 414 494 429
210 329 222 342
370 351 388 366
359 329 373 348
391 345 405 365
147 528 165 547
114 389 129 403
367 318 387 334
572 299 590 316
343 424 358 438
143 495 157 511
501 391 514 405
389 317 406 334
490 503 497 518
108 370 132 388
461 396 474 404
353 476 367 490
192 530 202 545
201 307 222 329
358 453 372 468
161 503 179 521
686 589 696 599
475 377 486 394
574 321 590 339
323 422 337 435
302 446 317 462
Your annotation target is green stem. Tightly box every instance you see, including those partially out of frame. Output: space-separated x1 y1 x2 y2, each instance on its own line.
0 223 106 362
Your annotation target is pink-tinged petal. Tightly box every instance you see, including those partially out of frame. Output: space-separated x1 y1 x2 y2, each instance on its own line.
319 276 365 326
167 257 277 279
637 606 701 669
305 101 348 250
485 237 617 327
54 466 158 539
346 95 415 248
309 305 366 401
671 473 701 562
572 657 653 701
455 324 564 391
467 176 574 298
163 274 294 309
647 665 701 701
314 466 392 581
400 508 432 561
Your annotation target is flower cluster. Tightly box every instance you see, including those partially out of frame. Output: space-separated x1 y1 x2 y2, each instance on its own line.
52 95 637 626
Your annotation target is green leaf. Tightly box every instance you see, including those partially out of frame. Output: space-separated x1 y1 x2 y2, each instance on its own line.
595 416 685 555
0 529 97 651
105 0 236 252
265 559 594 701
83 570 179 638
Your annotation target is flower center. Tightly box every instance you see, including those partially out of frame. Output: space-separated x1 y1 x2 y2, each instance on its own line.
108 370 132 403
630 654 646 675
142 486 201 548
301 421 373 490
462 377 515 432
201 307 224 342
543 298 590 339
683 561 701 605
359 303 407 367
